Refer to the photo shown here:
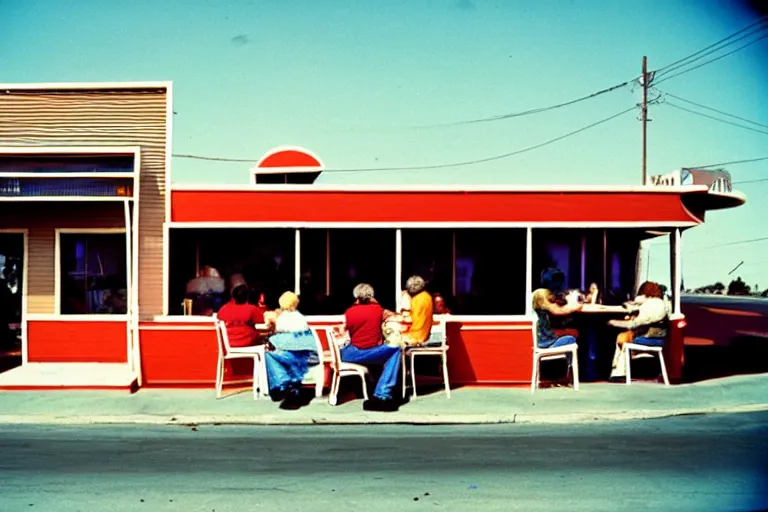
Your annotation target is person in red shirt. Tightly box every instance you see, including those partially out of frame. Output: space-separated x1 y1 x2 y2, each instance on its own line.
217 285 267 347
340 283 402 411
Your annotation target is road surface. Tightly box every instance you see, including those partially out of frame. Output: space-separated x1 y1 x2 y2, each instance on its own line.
0 412 766 512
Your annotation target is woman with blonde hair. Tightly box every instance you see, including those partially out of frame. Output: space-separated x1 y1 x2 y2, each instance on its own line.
263 291 318 404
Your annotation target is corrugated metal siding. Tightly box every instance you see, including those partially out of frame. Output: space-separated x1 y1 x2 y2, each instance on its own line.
0 203 127 314
0 88 168 319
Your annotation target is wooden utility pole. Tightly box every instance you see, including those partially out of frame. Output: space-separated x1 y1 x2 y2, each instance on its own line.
641 56 648 186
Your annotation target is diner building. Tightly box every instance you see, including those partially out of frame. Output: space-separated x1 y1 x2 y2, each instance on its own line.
0 81 746 391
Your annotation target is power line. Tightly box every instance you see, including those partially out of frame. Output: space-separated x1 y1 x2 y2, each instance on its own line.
734 177 768 185
414 80 633 128
685 156 768 169
663 92 768 129
689 237 768 254
654 32 768 85
655 18 768 77
663 101 768 136
173 106 636 172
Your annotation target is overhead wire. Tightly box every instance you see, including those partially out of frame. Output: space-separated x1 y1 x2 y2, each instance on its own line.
653 32 768 85
663 101 768 136
663 92 768 129
174 106 636 172
654 17 768 77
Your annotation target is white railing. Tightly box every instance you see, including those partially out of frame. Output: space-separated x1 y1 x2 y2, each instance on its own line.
648 169 733 194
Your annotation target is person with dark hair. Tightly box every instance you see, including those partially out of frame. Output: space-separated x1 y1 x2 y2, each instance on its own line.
216 284 267 348
532 268 582 349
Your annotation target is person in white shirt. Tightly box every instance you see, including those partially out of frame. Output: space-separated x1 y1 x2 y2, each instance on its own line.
608 281 669 379
263 291 318 405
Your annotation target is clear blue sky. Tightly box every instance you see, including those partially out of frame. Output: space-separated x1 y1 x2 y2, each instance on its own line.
1 0 766 290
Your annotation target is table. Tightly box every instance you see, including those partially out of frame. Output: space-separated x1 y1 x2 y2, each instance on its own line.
575 305 629 381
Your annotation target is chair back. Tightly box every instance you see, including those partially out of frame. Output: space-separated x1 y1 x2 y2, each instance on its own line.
327 327 347 371
425 315 448 347
309 327 326 364
531 314 541 350
213 314 233 356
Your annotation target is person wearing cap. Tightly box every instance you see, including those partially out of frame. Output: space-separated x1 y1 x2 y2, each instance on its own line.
532 268 582 349
263 291 318 406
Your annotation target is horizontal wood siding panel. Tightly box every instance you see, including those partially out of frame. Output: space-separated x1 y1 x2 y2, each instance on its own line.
27 320 127 362
0 89 169 320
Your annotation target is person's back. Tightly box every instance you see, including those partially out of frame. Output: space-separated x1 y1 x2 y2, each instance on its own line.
217 285 265 347
345 301 384 349
407 284 434 344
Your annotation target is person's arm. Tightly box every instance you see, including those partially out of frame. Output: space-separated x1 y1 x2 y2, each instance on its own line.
538 292 582 316
610 300 666 329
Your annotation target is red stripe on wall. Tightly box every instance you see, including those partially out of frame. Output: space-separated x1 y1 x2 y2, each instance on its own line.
27 320 127 363
171 190 700 224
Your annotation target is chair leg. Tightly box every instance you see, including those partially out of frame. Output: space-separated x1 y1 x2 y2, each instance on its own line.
315 365 324 398
531 353 539 393
215 355 225 399
401 351 407 400
658 352 670 386
252 356 260 401
260 357 269 397
625 347 632 385
329 372 339 406
441 352 451 399
360 373 369 401
571 350 580 391
410 352 417 398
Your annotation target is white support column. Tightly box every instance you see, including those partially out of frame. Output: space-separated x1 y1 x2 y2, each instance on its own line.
525 227 533 316
123 199 134 375
671 228 682 314
451 230 457 297
325 229 331 296
395 228 402 300
295 229 301 295
580 234 587 290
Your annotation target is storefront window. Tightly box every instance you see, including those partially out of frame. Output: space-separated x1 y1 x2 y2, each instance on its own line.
401 229 453 307
59 233 127 314
299 229 333 315
328 229 396 312
454 229 527 315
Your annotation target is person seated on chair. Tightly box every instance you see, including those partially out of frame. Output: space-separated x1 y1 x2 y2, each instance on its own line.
401 275 434 346
532 268 583 350
339 283 403 412
607 281 668 380
263 291 319 406
216 285 266 348
433 293 451 315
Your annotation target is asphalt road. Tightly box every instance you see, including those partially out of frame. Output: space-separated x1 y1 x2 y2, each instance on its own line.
0 413 767 512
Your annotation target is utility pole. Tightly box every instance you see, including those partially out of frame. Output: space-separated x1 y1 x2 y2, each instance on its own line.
641 56 648 186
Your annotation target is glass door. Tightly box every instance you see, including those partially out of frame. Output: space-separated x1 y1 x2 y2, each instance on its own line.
0 233 24 373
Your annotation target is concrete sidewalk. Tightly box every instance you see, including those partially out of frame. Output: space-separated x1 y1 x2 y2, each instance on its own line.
1 374 767 426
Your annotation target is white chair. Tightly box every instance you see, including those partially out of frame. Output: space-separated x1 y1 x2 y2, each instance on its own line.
303 327 328 398
402 316 451 399
326 327 370 406
531 317 579 393
624 340 670 386
214 316 267 400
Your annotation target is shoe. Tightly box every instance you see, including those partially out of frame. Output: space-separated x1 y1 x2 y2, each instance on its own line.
279 388 303 410
269 388 286 402
363 397 398 412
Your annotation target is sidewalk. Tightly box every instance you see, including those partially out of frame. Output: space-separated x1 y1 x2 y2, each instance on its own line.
1 374 767 426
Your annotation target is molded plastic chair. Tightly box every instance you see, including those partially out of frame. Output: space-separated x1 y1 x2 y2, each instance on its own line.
303 327 328 398
326 327 370 406
624 338 670 386
402 316 451 399
214 316 267 400
531 317 579 393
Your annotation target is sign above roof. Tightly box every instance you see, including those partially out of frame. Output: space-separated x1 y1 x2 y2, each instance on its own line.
249 146 324 184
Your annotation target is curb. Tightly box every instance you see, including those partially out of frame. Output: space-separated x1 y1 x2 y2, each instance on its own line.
0 403 766 426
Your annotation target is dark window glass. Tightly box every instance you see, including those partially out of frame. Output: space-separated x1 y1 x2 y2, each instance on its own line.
60 233 127 314
454 229 527 315
328 229 396 312
401 228 453 305
298 229 334 315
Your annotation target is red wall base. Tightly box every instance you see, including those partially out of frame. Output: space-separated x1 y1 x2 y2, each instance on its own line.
27 320 128 363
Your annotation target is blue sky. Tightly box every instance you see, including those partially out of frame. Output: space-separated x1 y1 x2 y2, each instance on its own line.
1 0 767 289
